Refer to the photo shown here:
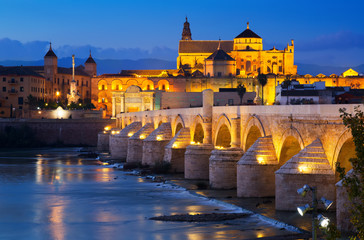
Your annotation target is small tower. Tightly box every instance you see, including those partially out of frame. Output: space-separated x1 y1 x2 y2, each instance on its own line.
44 42 58 76
85 50 97 76
182 17 192 40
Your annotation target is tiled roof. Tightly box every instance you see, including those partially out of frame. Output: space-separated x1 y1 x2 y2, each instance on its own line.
179 40 233 53
85 55 96 64
0 66 45 78
235 29 261 39
45 48 57 57
206 49 235 61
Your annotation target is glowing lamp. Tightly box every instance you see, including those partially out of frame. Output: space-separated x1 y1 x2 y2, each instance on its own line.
103 131 106 134
45 103 48 107
140 134 146 139
190 141 195 145
104 126 111 131
38 111 42 114
317 214 330 228
116 131 120 134
297 184 310 197
102 162 109 166
156 136 162 141
297 203 312 216
320 197 333 210
257 156 265 164
111 131 115 135
128 133 133 137
298 165 309 173
172 143 178 148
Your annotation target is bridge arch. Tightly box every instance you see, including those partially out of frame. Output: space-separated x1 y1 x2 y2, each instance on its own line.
332 130 355 177
191 115 204 143
277 127 305 166
172 114 185 136
214 114 232 148
242 115 266 151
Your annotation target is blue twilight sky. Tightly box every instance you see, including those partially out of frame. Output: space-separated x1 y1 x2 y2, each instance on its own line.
0 0 364 66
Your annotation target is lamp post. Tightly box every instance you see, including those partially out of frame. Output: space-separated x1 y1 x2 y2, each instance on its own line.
296 185 333 240
56 91 60 104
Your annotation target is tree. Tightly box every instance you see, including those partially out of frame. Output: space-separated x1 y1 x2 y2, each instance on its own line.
336 106 364 238
282 75 292 105
257 74 267 105
237 84 246 105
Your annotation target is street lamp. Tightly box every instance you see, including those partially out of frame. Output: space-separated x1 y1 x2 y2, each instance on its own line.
56 91 60 103
296 185 333 240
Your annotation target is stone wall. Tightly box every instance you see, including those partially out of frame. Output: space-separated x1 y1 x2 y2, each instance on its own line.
0 119 115 146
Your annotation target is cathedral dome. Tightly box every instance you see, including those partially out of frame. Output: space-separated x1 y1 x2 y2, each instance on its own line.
235 22 261 39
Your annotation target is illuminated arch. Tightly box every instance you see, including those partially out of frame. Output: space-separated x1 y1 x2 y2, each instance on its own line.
98 80 108 91
157 79 170 91
126 79 138 88
241 115 266 152
332 130 356 171
172 114 185 136
111 80 123 91
97 91 108 103
214 114 231 147
191 115 204 143
277 127 305 166
141 80 155 91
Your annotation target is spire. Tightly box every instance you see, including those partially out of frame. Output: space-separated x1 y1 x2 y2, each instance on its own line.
85 49 96 64
217 38 221 50
247 21 249 29
45 41 57 57
182 17 192 40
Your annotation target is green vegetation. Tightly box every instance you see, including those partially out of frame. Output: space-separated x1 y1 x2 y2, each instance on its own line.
257 74 267 105
26 95 96 110
336 106 364 238
237 84 246 105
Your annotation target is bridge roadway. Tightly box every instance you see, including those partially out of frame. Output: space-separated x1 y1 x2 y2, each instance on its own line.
101 90 360 232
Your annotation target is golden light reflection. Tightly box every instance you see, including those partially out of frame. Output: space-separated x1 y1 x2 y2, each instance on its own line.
49 201 65 240
257 233 264 238
257 156 266 164
215 146 224 150
190 141 195 145
95 168 112 182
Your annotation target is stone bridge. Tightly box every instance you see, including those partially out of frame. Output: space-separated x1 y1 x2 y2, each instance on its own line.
100 90 359 230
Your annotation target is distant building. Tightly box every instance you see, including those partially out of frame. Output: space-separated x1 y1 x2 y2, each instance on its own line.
341 68 359 77
0 66 45 117
276 81 350 105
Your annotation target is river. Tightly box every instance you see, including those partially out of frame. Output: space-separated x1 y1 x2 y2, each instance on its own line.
0 148 299 240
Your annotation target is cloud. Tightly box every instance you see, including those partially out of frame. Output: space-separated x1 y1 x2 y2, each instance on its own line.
297 31 364 51
0 38 178 61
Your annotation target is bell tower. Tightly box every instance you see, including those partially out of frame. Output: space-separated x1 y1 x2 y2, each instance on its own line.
182 17 192 40
85 50 97 76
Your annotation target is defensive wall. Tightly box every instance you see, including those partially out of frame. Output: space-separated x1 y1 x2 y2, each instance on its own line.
0 118 115 146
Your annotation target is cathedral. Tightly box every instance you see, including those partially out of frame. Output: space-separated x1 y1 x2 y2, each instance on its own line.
177 18 297 77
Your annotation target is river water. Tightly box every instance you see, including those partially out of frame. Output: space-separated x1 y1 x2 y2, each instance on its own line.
0 148 299 240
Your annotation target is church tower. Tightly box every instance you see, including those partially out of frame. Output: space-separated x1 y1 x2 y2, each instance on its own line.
182 17 192 40
85 50 97 76
44 42 58 100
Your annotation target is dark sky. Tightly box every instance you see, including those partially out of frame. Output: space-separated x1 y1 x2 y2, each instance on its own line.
0 0 363 66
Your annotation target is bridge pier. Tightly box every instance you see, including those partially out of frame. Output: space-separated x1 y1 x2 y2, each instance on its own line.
109 122 142 161
209 148 244 189
184 144 214 179
127 123 154 164
97 130 110 152
142 122 172 166
164 127 191 173
237 136 278 197
275 139 335 211
336 171 354 233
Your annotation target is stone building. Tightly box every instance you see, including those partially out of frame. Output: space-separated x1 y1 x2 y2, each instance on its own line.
28 44 95 103
177 20 297 77
0 66 45 117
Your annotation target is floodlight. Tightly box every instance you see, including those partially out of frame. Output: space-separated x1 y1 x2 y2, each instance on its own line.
297 203 311 216
317 214 330 228
297 184 310 197
320 197 333 210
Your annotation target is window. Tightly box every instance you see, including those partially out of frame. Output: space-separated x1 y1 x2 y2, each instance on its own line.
162 85 165 90
2 77 5 82
19 106 23 110
102 98 105 103
20 87 24 92
228 99 234 105
77 80 79 86
102 85 105 90
279 66 283 72
2 87 6 92
18 97 23 105
86 81 88 87
217 72 222 77
20 77 23 82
